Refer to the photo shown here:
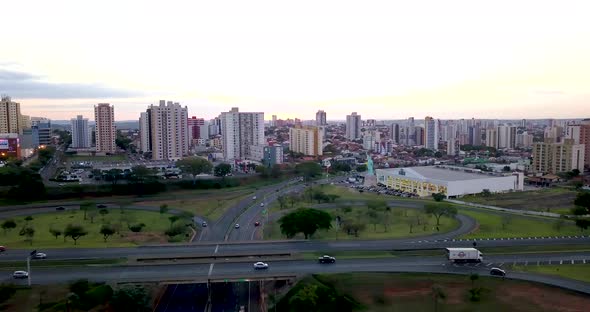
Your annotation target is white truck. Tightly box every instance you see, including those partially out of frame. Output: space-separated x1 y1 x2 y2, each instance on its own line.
445 248 483 263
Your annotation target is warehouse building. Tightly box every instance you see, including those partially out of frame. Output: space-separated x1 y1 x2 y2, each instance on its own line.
375 165 523 198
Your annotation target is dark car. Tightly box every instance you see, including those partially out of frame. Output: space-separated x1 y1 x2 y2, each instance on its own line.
490 267 506 277
254 221 260 227
97 204 107 208
318 255 336 264
55 206 65 211
0 246 6 252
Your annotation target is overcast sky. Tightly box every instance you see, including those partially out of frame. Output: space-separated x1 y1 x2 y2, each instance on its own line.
1 0 589 121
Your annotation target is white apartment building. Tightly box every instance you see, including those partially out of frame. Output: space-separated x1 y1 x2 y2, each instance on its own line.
140 100 189 160
70 115 91 148
346 112 361 140
424 116 438 150
0 96 22 134
316 110 327 126
289 126 324 156
485 128 498 149
497 125 517 149
94 103 116 153
220 107 265 161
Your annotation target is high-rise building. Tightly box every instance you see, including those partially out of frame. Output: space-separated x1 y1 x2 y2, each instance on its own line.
31 118 51 147
532 138 585 174
94 103 116 153
188 116 205 145
415 127 424 146
20 115 31 131
220 107 265 161
0 96 22 134
271 115 277 127
315 110 327 126
497 125 517 149
139 112 150 153
345 112 361 140
424 116 438 150
289 126 324 156
390 123 400 144
140 100 189 160
516 132 534 148
485 128 498 149
208 117 221 136
70 115 91 148
447 139 457 156
544 126 564 142
566 120 590 168
468 126 482 146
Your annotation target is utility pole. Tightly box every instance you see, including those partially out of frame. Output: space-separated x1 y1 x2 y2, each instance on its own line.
248 280 251 312
27 249 36 287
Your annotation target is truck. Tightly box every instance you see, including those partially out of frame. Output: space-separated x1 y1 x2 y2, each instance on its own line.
445 248 483 263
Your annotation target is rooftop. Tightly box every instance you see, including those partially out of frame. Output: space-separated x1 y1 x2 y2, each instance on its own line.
378 166 507 182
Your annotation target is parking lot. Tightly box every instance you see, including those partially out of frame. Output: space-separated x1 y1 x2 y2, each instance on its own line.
336 179 420 198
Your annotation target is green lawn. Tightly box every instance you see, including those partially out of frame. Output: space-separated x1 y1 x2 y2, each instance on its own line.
460 208 583 239
137 189 255 221
461 187 577 214
513 264 590 283
275 273 590 312
0 210 180 248
66 154 128 162
264 207 458 240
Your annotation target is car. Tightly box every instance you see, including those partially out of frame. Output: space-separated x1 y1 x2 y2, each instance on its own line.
254 221 260 227
201 221 208 227
0 246 6 252
13 271 28 279
235 224 240 229
55 206 65 211
490 267 506 277
97 204 107 208
253 262 269 270
260 203 265 207
32 252 47 259
252 196 257 200
318 255 336 264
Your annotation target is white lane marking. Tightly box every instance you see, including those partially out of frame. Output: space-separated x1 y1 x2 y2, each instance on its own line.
583 259 586 264
537 261 539 266
208 263 214 276
475 263 481 267
498 262 504 267
214 244 219 254
560 260 563 265
525 261 528 266
486 263 492 267
571 260 574 264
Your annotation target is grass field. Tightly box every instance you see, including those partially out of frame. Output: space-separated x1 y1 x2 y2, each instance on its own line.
0 209 181 248
513 264 590 283
264 206 458 240
136 188 255 221
461 187 578 214
460 208 583 239
299 273 590 312
66 154 128 162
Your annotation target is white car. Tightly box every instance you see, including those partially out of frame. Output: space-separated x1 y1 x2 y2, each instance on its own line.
260 203 265 207
32 252 47 259
252 196 257 200
253 262 269 270
13 271 29 279
234 224 240 229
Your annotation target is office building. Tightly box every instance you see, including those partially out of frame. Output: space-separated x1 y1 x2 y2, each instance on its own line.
497 125 517 149
0 96 22 134
94 103 116 153
140 100 189 160
220 107 265 161
424 116 438 150
485 128 498 149
345 112 361 140
532 138 585 174
289 125 324 156
31 118 52 147
315 110 327 126
70 115 91 148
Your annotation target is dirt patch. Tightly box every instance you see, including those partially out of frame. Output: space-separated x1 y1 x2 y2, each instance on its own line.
122 232 168 244
496 283 590 312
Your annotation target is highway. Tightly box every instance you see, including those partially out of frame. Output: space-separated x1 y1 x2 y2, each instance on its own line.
3 253 590 294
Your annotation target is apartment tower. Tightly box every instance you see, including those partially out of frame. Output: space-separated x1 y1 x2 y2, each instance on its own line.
345 112 361 140
0 96 22 134
220 107 265 161
94 103 116 153
70 115 91 148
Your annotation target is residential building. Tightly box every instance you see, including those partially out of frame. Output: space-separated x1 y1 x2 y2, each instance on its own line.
566 120 590 168
468 126 482 146
415 126 424 146
94 103 116 153
209 117 221 136
544 126 564 142
0 96 22 134
188 116 205 145
263 145 283 166
20 115 31 130
70 115 91 148
315 110 327 126
447 139 457 156
516 132 534 148
271 115 277 127
485 128 498 149
424 116 438 150
289 125 324 156
363 134 375 151
140 100 189 160
220 107 265 161
139 112 150 153
532 138 585 174
390 123 400 144
497 125 517 149
345 112 361 140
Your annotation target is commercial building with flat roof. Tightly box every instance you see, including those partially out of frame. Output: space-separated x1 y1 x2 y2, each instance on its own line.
376 165 523 198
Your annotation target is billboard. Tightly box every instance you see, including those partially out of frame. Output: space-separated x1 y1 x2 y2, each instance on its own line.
0 139 8 150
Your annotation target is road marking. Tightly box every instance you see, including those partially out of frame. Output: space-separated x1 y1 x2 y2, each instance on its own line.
498 262 504 267
208 263 214 276
560 260 563 265
584 259 587 264
214 244 219 254
486 263 492 267
575 236 578 238
475 263 481 267
549 260 552 265
537 261 540 266
418 241 422 243
571 260 574 264
525 261 528 266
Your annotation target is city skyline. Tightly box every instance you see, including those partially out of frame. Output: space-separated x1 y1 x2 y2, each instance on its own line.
2 1 590 120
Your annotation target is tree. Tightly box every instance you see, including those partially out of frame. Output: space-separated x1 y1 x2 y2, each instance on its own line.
1 219 16 234
295 162 322 180
424 203 458 226
130 165 153 183
278 208 332 239
431 285 446 312
553 219 565 232
168 215 180 228
109 286 151 312
367 210 380 232
356 164 367 172
100 224 116 242
288 193 299 208
99 209 109 220
572 192 590 232
434 151 443 158
64 224 88 245
19 227 35 245
481 189 491 197
80 202 95 221
277 195 287 209
573 192 590 214
88 209 98 224
214 163 232 177
49 228 62 240
469 273 479 288
24 215 33 225
270 164 282 178
159 204 169 216
501 215 512 230
575 219 590 232
503 165 511 172
432 192 445 202
115 130 133 150
106 169 124 185
176 157 213 184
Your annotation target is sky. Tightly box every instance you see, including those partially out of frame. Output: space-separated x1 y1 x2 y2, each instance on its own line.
1 0 589 121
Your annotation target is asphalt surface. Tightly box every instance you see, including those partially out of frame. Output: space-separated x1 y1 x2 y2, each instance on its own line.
3 253 590 294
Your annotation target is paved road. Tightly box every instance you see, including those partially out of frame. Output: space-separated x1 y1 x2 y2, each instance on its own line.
3 253 590 294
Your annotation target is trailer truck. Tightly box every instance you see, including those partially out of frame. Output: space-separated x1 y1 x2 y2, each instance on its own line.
445 248 483 263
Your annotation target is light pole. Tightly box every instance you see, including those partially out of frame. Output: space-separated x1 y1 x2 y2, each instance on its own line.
248 280 251 312
27 249 36 287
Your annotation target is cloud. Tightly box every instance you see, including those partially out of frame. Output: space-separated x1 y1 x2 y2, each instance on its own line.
0 69 142 99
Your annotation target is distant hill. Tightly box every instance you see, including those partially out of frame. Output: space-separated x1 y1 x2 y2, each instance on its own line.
51 120 139 130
